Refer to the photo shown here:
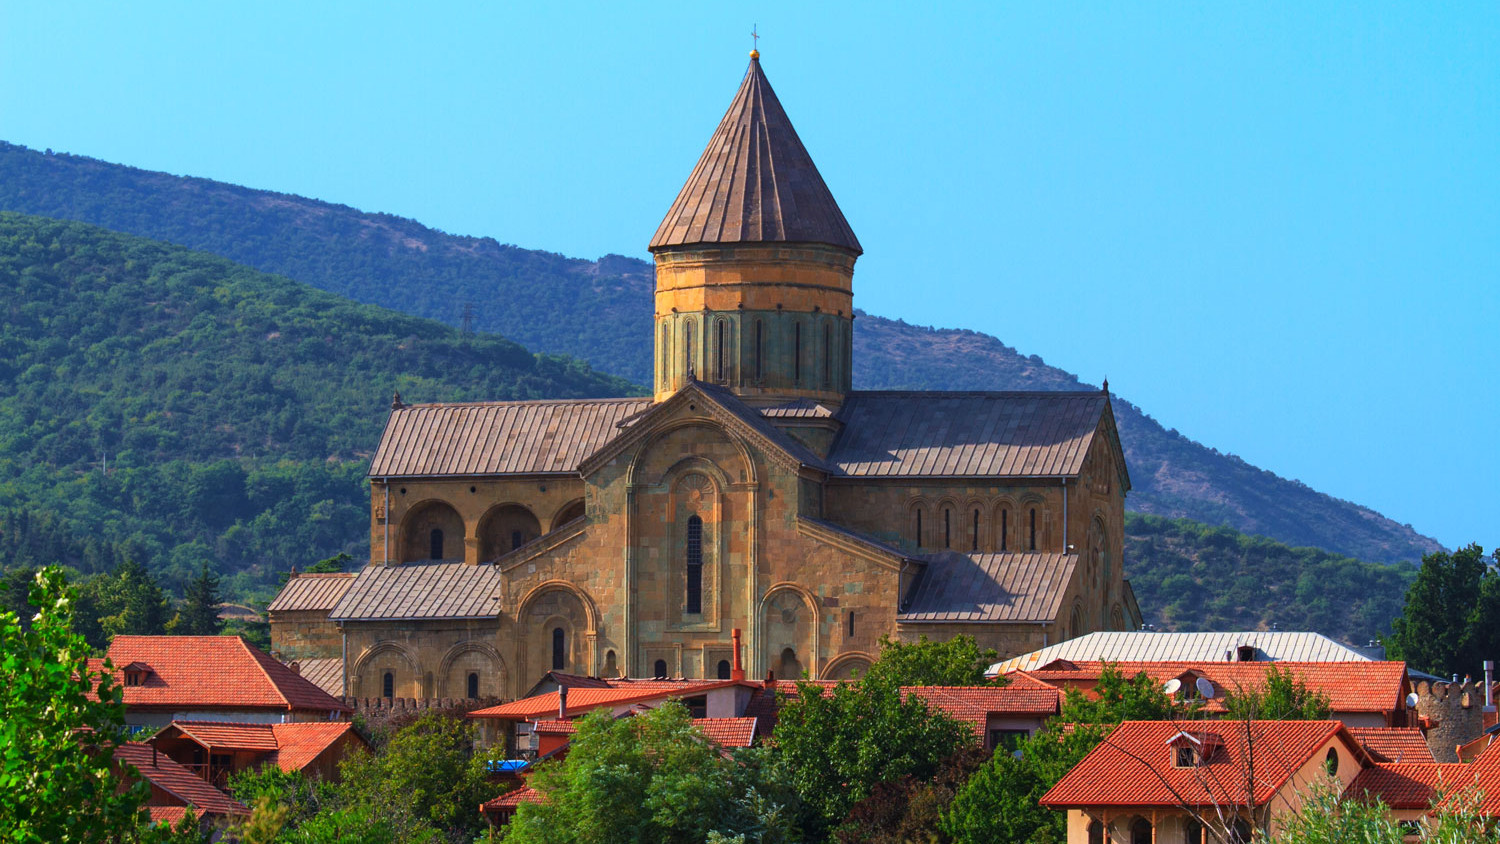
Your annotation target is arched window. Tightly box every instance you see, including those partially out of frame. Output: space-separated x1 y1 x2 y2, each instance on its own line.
382 671 394 699
943 508 952 549
1029 508 1038 551
1000 509 1009 551
1130 818 1152 844
715 319 727 382
1230 819 1252 843
1184 818 1204 844
660 324 669 384
793 321 802 383
684 320 695 377
654 659 668 679
604 650 617 677
429 529 444 560
754 319 764 380
972 509 980 552
685 515 703 614
551 627 565 671
822 323 832 387
717 659 732 680
467 672 480 699
1088 820 1105 844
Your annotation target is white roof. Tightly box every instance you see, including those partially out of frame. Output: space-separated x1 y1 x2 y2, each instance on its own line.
988 631 1372 676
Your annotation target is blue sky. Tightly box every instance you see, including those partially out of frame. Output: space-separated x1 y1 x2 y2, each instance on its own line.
2 2 1495 552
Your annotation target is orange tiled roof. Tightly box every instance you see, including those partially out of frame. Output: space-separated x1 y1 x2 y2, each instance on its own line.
160 721 360 772
1348 728 1436 764
481 785 543 811
1347 763 1472 809
270 722 360 771
1040 720 1363 808
114 742 249 817
902 680 1063 739
1018 661 1408 715
102 636 350 714
168 722 279 752
467 680 741 720
692 717 758 748
146 806 192 826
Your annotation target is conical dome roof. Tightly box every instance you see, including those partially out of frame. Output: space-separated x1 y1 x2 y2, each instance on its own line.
649 56 862 255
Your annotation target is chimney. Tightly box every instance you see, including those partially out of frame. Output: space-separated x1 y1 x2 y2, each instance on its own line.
1485 661 1497 729
764 669 775 690
558 685 569 720
731 628 746 681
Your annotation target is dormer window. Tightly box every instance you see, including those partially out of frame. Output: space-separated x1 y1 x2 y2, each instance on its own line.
1236 645 1257 662
121 662 152 687
1167 731 1223 767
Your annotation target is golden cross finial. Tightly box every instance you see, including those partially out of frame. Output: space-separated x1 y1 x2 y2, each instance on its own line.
750 25 760 58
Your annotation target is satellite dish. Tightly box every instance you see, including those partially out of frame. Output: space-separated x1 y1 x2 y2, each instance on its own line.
1195 677 1217 700
1163 678 1183 695
1406 692 1420 709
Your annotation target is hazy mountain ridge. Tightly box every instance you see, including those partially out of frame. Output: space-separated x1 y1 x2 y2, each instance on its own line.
0 141 1441 565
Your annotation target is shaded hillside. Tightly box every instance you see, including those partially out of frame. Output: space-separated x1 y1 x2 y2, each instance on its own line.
0 141 1441 564
0 212 634 595
1124 512 1418 643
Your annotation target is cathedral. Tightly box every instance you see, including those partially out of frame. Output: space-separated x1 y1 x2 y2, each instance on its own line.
268 52 1140 701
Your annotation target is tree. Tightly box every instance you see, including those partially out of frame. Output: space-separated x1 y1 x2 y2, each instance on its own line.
1386 544 1490 677
170 563 224 636
1223 664 1332 721
0 567 181 842
505 702 798 844
1265 781 1500 843
858 634 1000 687
75 556 171 648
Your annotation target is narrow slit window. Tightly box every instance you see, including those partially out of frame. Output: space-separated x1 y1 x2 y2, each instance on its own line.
755 320 764 380
429 529 444 560
822 323 832 387
915 510 923 547
1029 508 1038 551
660 324 669 384
552 627 565 671
382 671 394 698
972 509 980 552
715 319 726 381
685 515 703 614
1000 510 1009 551
511 530 524 551
684 321 694 377
794 322 802 383
467 672 479 699
848 610 855 637
944 508 952 549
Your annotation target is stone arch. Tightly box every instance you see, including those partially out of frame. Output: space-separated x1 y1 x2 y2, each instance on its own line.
823 652 875 681
759 583 820 679
934 497 961 550
1068 599 1087 641
963 497 987 553
438 641 507 699
400 499 464 563
549 498 586 531
518 580 599 634
518 581 598 682
907 498 931 550
1092 511 1112 585
992 498 1016 552
1111 604 1126 632
352 641 418 699
628 421 755 488
478 503 542 561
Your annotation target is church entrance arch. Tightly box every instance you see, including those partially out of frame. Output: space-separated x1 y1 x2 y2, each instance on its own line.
759 584 819 680
478 504 542 561
400 500 464 563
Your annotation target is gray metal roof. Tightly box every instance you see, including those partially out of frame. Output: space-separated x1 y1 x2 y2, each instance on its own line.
368 398 652 478
329 562 503 621
899 551 1078 624
267 573 356 613
989 631 1374 675
828 392 1107 478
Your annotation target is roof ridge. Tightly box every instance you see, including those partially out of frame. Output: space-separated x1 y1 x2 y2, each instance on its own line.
393 397 650 410
844 390 1106 399
239 637 292 709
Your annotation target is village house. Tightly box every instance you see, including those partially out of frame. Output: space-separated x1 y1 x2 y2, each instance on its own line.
148 721 367 788
113 742 249 832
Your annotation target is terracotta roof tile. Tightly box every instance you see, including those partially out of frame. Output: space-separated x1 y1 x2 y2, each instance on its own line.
902 681 1062 738
114 742 248 817
1040 720 1357 808
268 573 356 613
468 681 738 720
167 722 279 752
103 636 350 714
158 721 359 773
1348 728 1436 764
650 56 861 254
269 722 361 772
692 717 758 748
1347 763 1472 809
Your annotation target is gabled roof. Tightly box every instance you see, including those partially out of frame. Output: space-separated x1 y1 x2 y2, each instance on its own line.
827 392 1117 480
368 398 652 478
482 785 543 811
1040 720 1364 808
102 636 350 714
329 561 503 621
156 721 362 773
1015 661 1409 716
1348 728 1436 764
902 680 1063 739
114 742 249 817
267 572 356 613
292 657 345 697
900 552 1078 623
1347 763 1471 809
649 55 861 255
990 631 1374 675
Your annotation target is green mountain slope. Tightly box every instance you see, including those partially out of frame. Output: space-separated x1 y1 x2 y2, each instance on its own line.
0 211 635 595
0 141 1442 565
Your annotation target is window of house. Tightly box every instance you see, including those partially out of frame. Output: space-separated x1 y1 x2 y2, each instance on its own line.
382 671 394 698
661 324 669 384
1229 819 1252 843
654 659 668 679
972 509 980 552
1325 747 1339 776
1175 744 1198 767
467 672 480 699
1029 508 1037 551
1185 819 1204 844
915 509 923 547
1088 821 1105 844
552 627 565 671
683 695 708 718
430 528 444 560
1130 818 1152 844
988 729 1028 752
717 660 731 680
511 530 524 551
685 515 703 614
1237 645 1257 662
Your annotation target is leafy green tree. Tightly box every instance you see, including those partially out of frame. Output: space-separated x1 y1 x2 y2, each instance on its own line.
505 702 798 844
1223 664 1332 721
0 567 180 842
1387 544 1490 676
75 556 171 648
1266 781 1500 843
1055 663 1180 724
858 634 1000 687
170 563 224 635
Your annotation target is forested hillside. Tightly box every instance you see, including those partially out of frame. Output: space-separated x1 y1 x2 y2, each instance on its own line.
0 141 1441 564
0 212 634 597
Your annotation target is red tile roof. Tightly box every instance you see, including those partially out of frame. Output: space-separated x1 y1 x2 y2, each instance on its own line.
691 717 758 748
1018 661 1408 715
1347 728 1436 764
481 785 543 811
101 636 350 714
270 722 361 772
146 806 192 826
467 680 741 720
902 680 1063 739
1347 763 1472 809
114 742 249 817
1040 720 1364 808
159 721 361 772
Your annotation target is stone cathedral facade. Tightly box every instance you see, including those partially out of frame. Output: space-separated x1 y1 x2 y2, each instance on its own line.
268 53 1141 702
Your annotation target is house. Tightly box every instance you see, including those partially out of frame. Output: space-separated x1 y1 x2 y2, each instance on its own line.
1012 660 1414 728
149 721 367 787
113 741 248 831
1040 720 1375 843
901 676 1064 751
93 635 351 728
989 631 1377 676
